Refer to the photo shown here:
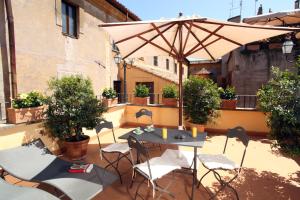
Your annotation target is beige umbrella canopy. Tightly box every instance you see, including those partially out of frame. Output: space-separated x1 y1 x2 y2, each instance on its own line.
99 16 298 128
243 9 300 26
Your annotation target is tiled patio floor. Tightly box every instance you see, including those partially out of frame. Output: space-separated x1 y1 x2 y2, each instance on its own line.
4 127 300 199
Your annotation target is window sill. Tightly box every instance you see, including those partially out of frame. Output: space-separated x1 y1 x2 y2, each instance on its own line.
62 32 78 39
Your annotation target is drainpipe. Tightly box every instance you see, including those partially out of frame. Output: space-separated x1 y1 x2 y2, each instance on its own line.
4 0 17 99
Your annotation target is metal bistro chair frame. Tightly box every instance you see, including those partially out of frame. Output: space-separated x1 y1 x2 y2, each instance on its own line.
135 108 162 151
95 119 132 184
197 126 249 200
127 135 175 200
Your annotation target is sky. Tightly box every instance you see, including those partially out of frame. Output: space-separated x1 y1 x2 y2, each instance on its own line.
118 0 296 21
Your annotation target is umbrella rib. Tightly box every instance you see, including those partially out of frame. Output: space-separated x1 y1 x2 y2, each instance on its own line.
186 38 222 57
115 22 174 44
184 23 216 60
151 23 179 56
138 36 176 58
184 23 224 57
182 22 193 54
170 25 180 57
192 22 242 46
122 23 176 59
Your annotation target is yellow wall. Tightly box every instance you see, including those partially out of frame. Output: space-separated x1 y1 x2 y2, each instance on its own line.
0 105 270 151
119 65 178 103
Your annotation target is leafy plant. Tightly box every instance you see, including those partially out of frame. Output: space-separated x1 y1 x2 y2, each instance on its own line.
102 88 117 99
219 86 237 100
134 84 149 97
183 76 220 124
257 63 300 155
12 91 45 109
162 84 178 98
45 75 106 141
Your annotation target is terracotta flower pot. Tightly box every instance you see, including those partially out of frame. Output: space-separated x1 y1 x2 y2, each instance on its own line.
64 135 90 160
7 106 45 124
162 98 177 107
133 97 149 105
221 99 237 110
188 121 205 132
268 43 282 49
103 98 118 107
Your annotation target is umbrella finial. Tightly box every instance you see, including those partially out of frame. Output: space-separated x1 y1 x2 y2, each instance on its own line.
178 12 183 17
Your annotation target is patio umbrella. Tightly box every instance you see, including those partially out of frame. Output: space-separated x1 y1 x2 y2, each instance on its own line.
99 16 298 128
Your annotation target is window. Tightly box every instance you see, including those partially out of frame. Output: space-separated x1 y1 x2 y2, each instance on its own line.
166 59 169 70
174 63 177 74
62 1 78 37
153 56 158 66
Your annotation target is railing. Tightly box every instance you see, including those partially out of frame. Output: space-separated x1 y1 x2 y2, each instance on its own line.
236 95 257 109
98 93 258 109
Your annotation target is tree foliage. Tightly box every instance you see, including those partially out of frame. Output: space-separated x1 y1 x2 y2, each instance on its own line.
183 76 220 124
257 63 300 155
45 75 106 141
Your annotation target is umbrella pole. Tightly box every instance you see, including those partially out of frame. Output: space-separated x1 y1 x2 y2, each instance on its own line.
178 59 183 130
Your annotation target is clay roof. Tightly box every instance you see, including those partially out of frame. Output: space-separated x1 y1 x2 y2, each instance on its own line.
106 0 141 21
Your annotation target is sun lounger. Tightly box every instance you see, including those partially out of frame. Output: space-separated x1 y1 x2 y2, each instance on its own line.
0 139 117 200
0 178 59 200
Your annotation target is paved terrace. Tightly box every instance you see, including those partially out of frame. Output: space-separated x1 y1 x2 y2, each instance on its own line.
3 127 300 200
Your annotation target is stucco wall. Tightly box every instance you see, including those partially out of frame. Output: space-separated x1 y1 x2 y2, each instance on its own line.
119 65 179 103
11 0 121 95
0 105 269 151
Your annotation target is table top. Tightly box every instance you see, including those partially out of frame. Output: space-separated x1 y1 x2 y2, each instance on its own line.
119 127 207 148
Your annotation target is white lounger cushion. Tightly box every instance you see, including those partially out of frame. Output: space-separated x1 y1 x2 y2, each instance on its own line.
161 149 197 169
197 154 239 170
102 143 130 154
134 157 180 180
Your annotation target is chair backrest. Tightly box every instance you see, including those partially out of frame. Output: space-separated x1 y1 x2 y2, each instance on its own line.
95 119 116 149
223 126 249 170
135 109 153 123
127 135 152 179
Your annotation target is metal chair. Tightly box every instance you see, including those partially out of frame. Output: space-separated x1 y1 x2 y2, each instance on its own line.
127 135 180 199
135 108 162 151
95 119 132 184
197 126 249 200
135 108 153 124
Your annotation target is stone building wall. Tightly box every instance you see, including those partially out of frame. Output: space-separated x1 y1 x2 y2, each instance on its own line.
0 0 136 120
223 47 296 95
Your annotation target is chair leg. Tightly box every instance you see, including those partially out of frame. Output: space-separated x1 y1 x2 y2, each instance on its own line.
103 153 123 184
197 169 212 188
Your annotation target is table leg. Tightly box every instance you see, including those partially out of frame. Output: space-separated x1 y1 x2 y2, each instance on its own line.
191 147 197 200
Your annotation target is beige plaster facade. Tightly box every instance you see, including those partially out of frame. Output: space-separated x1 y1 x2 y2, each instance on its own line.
0 0 138 120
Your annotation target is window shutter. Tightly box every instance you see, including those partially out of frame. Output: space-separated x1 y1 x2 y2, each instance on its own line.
55 0 62 26
79 7 84 34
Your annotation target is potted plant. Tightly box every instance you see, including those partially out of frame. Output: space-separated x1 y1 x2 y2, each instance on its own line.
219 86 238 109
45 75 106 159
257 65 300 155
133 84 150 105
7 91 45 124
162 84 178 106
102 88 118 107
183 76 220 132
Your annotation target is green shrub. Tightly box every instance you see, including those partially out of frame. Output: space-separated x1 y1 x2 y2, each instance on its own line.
183 76 220 124
102 88 117 99
12 91 45 109
219 86 237 100
257 64 300 155
134 84 149 97
45 75 106 141
162 84 178 98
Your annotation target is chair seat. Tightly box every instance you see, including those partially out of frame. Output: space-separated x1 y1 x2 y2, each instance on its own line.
197 154 239 170
161 149 198 169
102 143 130 154
134 157 180 180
